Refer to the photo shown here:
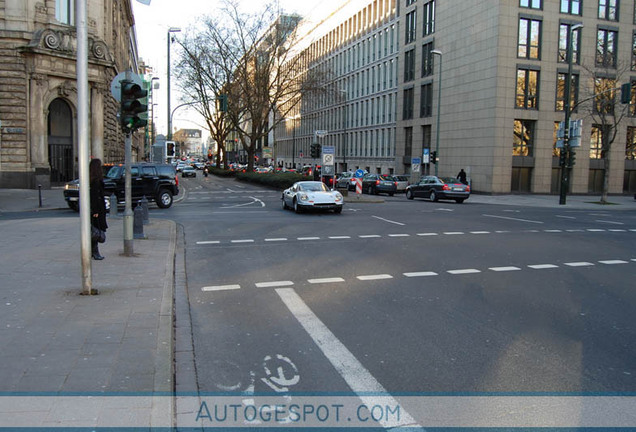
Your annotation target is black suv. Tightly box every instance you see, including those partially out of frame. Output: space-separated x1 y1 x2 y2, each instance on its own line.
64 163 179 211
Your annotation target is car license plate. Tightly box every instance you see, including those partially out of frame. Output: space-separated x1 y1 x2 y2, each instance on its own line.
453 187 463 191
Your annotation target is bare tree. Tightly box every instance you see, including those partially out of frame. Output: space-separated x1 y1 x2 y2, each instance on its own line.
580 61 631 203
174 0 329 172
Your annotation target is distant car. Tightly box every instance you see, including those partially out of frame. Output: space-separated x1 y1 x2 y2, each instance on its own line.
176 163 188 172
390 175 409 193
361 174 397 196
194 162 205 170
282 181 344 214
405 176 470 203
255 167 270 173
336 172 356 190
181 166 197 178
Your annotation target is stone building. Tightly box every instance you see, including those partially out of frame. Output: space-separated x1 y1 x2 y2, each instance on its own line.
0 0 143 189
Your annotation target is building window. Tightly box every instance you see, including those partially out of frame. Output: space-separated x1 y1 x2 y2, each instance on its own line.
404 49 415 82
556 72 579 111
596 29 618 68
423 0 435 36
558 23 581 63
513 119 534 156
405 10 417 44
518 18 541 59
56 0 75 25
403 88 414 120
632 33 636 71
590 125 606 159
553 122 561 156
420 83 433 117
598 0 619 21
520 0 542 9
422 42 434 77
560 0 581 15
594 77 616 114
407 0 417 6
516 68 539 109
405 127 413 158
627 127 636 159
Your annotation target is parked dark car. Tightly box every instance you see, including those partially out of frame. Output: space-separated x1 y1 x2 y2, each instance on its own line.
405 176 470 203
64 163 179 211
361 174 397 196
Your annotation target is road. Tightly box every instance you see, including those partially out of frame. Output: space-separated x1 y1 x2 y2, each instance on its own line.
160 174 635 423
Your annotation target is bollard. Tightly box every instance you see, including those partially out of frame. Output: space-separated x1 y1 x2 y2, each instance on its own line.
140 195 149 225
133 204 146 239
109 194 119 218
38 184 43 208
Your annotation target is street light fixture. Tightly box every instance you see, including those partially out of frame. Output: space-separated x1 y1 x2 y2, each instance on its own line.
167 27 181 140
559 23 583 205
431 49 442 176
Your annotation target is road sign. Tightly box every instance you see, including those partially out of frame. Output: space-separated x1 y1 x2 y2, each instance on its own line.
422 148 430 164
355 169 365 178
322 146 335 166
315 130 328 138
412 157 421 173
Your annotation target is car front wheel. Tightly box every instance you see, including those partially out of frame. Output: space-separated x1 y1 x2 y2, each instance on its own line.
293 199 302 213
156 189 173 208
282 196 288 209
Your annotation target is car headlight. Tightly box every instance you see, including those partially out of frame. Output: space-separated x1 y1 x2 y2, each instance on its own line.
65 183 79 191
298 193 309 201
334 192 343 202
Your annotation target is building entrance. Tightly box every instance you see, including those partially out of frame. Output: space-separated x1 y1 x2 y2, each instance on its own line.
47 98 74 184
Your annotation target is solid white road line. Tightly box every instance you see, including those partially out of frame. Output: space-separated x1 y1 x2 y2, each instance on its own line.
489 266 521 272
298 237 320 241
403 271 438 277
196 240 221 245
275 288 420 429
483 214 544 224
564 262 594 267
255 281 294 288
556 215 577 219
201 285 241 292
356 274 393 281
528 264 559 269
544 230 562 233
595 219 624 225
372 215 405 226
470 231 490 234
231 239 254 243
359 234 382 238
443 232 464 235
447 269 481 275
587 229 606 232
417 232 438 236
599 260 629 265
265 238 287 242
308 277 346 284
328 236 351 239
388 234 410 237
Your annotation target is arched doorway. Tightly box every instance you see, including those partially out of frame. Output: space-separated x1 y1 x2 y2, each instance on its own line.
48 98 74 184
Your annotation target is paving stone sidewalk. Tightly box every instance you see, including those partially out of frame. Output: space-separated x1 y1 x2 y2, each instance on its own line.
0 208 176 427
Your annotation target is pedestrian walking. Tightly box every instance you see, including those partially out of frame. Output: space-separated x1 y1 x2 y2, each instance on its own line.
457 169 468 185
90 158 108 260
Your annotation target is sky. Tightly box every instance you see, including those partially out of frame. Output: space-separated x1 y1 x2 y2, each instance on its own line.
131 0 350 140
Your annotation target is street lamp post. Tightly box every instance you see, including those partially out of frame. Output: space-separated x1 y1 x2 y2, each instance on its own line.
167 27 181 140
432 49 443 176
559 23 583 205
339 89 348 172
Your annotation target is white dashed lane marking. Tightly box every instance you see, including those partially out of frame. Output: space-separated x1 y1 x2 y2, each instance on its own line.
201 258 635 292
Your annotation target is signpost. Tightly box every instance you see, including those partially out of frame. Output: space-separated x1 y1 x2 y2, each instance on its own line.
354 169 364 195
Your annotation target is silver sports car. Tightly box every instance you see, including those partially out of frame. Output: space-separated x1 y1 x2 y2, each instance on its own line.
282 181 344 214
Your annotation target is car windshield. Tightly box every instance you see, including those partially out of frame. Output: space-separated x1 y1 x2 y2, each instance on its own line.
105 166 122 179
299 182 328 192
379 175 393 181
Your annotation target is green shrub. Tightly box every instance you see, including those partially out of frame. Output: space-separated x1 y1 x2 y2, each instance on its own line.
209 167 235 177
235 171 309 189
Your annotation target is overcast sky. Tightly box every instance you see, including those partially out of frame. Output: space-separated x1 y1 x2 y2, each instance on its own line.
131 0 350 138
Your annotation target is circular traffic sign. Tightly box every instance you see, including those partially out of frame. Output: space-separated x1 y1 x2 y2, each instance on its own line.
355 169 365 178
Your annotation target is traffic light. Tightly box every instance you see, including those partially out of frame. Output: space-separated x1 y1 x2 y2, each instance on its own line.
559 148 567 167
568 148 576 167
430 151 437 164
218 94 228 112
310 143 321 158
620 82 632 104
120 80 148 133
166 141 175 158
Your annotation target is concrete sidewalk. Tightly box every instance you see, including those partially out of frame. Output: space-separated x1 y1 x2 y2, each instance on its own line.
0 203 176 427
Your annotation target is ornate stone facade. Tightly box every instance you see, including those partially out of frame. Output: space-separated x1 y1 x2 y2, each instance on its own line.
0 0 143 188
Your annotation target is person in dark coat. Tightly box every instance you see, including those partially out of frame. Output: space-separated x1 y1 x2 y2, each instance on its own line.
457 169 468 185
90 158 108 260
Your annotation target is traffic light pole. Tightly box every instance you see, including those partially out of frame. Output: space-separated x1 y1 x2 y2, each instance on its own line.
123 132 134 256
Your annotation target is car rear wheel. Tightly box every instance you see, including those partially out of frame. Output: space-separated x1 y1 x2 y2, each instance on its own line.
406 190 414 200
429 190 438 202
156 189 173 208
455 198 465 204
